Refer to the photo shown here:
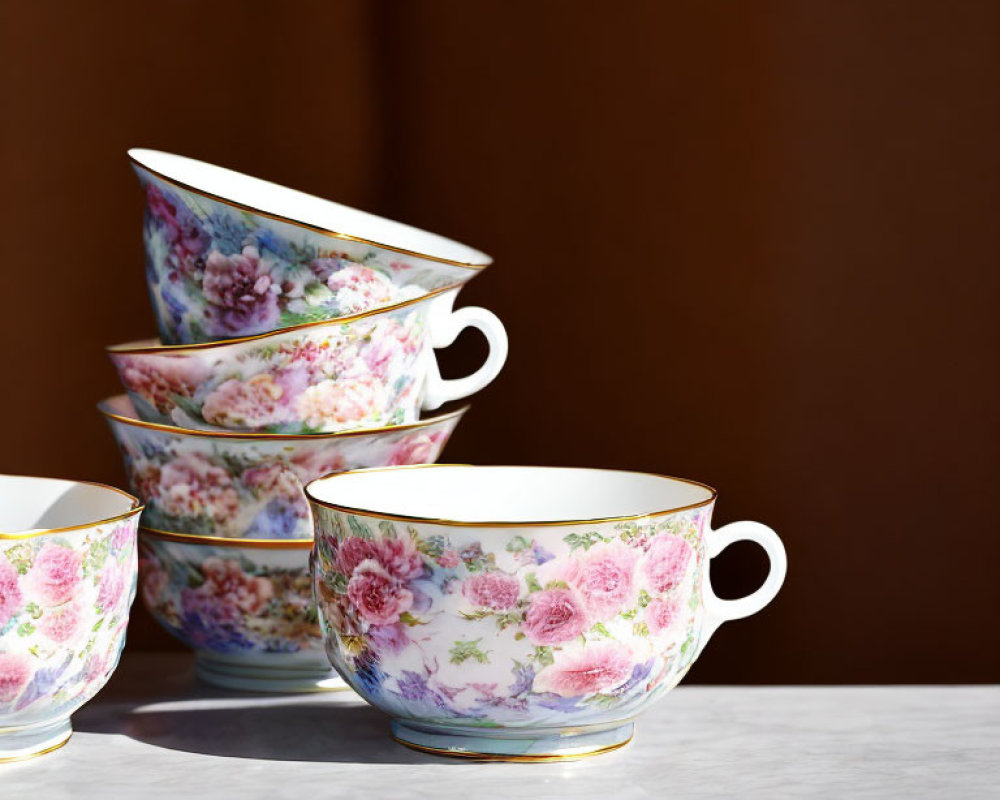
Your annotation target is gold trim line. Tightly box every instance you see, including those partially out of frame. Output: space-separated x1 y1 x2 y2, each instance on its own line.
129 152 491 270
141 527 313 549
0 475 143 540
391 734 631 762
0 731 72 764
304 465 717 528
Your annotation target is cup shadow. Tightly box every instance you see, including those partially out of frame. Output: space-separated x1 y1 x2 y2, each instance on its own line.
72 665 444 764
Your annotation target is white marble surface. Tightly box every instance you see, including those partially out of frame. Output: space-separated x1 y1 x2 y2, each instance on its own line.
3 653 997 799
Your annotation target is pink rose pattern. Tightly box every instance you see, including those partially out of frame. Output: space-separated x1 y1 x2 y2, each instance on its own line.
0 520 137 715
110 302 429 435
107 408 460 539
312 506 707 724
140 177 470 346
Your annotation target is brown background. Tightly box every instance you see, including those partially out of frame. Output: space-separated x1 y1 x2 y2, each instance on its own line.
1 1 997 683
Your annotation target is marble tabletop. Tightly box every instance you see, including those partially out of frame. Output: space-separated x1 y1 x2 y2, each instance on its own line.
3 653 997 799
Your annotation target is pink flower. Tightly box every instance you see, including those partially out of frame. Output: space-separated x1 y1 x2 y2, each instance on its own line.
289 448 347 483
436 549 461 568
242 463 308 517
388 432 447 466
83 652 110 684
139 554 169 609
202 246 281 337
202 374 288 430
563 542 638 620
347 559 413 625
97 566 126 612
532 643 635 698
116 355 210 414
326 263 397 314
643 534 694 594
335 537 379 575
39 601 83 643
362 317 422 377
0 653 32 703
462 572 520 610
646 596 683 636
146 185 209 269
24 544 82 607
157 453 240 523
0 558 22 628
199 557 274 614
375 537 424 581
295 376 386 430
523 588 589 645
110 523 135 555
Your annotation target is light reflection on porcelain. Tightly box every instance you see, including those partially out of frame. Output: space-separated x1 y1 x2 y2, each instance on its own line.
0 477 141 762
139 533 341 692
100 396 465 540
107 288 506 435
132 152 490 345
307 466 787 760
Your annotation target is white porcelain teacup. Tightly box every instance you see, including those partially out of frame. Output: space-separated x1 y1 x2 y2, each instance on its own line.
0 476 142 762
131 149 492 344
306 465 787 761
107 286 507 434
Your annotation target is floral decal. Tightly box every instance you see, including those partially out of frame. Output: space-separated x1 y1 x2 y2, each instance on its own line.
139 538 322 656
110 300 430 434
104 404 460 539
139 175 477 345
312 507 707 726
0 521 137 722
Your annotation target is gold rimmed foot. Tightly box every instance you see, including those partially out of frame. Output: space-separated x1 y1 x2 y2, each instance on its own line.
0 718 72 764
390 720 634 762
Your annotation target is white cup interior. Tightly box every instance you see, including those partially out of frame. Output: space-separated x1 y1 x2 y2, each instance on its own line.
307 466 715 524
129 149 492 267
0 476 137 533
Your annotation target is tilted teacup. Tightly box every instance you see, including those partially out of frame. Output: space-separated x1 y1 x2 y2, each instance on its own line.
131 148 492 344
0 476 142 762
107 285 506 434
100 395 467 540
306 465 787 761
139 528 341 692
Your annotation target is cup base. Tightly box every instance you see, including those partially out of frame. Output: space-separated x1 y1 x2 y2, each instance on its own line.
0 717 73 763
194 652 348 693
390 719 634 762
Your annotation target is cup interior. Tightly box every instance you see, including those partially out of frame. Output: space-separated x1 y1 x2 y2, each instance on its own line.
307 465 715 524
130 149 491 266
0 476 138 533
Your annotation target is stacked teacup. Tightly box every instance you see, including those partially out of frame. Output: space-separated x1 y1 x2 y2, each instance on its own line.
100 150 507 691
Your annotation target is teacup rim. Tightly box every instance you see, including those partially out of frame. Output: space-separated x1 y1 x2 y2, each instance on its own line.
106 281 461 354
0 474 144 539
141 526 313 549
97 396 469 441
304 464 719 528
129 149 493 270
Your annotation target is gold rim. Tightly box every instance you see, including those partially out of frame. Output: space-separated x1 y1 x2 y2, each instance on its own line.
0 731 72 763
305 465 718 528
391 734 631 762
141 526 313 549
129 153 491 270
98 399 468 441
0 476 143 540
107 282 461 354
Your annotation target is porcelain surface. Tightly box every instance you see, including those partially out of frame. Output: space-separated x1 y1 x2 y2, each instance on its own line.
100 396 465 540
131 150 490 344
306 466 786 759
139 531 341 692
108 288 505 434
0 476 141 762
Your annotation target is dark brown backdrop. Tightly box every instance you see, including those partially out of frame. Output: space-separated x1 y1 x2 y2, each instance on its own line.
1 1 997 683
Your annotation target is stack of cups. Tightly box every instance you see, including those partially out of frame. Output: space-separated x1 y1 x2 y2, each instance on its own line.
99 150 507 691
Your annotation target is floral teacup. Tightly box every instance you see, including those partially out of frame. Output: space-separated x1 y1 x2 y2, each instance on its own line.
107 286 506 434
306 465 787 761
100 395 467 540
0 475 142 762
130 149 492 344
139 528 342 692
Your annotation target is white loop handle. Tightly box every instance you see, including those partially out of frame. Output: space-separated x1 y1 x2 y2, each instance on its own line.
421 292 508 411
697 521 787 656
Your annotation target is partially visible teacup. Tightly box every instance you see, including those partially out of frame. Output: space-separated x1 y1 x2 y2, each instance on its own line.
130 148 492 344
107 286 506 434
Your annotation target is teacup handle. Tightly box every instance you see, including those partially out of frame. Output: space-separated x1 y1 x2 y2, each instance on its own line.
422 291 509 410
697 521 787 656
